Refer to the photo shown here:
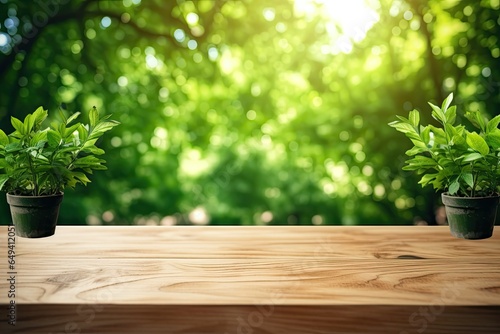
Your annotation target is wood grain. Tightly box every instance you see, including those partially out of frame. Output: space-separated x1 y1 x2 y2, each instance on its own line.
1 226 499 333
6 258 500 305
3 226 500 259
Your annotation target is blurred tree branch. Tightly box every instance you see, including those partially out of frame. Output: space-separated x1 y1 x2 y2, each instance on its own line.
0 0 100 130
408 0 444 102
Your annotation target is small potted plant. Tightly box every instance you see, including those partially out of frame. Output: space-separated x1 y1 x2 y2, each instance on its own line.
0 106 119 238
389 93 500 239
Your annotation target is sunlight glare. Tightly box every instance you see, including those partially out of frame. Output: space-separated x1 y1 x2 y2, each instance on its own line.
295 0 380 54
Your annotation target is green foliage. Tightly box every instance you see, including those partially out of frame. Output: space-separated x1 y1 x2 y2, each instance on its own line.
0 0 499 225
0 107 119 196
389 93 500 197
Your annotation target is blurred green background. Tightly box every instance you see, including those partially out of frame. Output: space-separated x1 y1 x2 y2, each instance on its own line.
0 0 499 226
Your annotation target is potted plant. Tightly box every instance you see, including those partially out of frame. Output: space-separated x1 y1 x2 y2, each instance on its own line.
389 93 500 239
0 106 119 238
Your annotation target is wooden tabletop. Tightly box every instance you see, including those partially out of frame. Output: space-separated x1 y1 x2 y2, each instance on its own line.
1 226 499 333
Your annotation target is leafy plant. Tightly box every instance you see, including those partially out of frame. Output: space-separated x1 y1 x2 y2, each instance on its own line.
0 106 119 196
389 93 500 197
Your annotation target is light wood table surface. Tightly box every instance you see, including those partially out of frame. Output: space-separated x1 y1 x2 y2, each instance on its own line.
1 226 499 333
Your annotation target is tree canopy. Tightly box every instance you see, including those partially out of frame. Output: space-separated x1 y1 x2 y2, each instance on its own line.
1 0 499 226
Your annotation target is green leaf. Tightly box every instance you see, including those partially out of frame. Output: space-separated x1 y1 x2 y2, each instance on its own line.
32 106 48 128
487 115 500 133
89 107 99 127
410 138 427 149
82 138 98 149
5 142 22 153
486 130 500 149
452 134 466 147
94 119 118 132
30 131 47 147
389 120 401 128
0 129 8 146
72 155 105 167
47 130 62 147
395 115 410 123
428 126 446 140
466 132 489 156
57 146 80 155
64 123 81 138
404 156 437 169
444 123 456 139
78 124 89 142
11 117 24 134
461 152 483 163
402 165 418 171
35 140 47 149
428 102 445 124
389 121 415 134
445 106 456 125
82 145 105 155
73 172 92 184
441 93 453 112
24 113 35 133
67 112 81 125
88 121 120 140
57 122 67 139
448 180 460 195
465 110 486 131
30 150 49 162
58 108 68 124
409 109 419 127
405 146 426 156
461 173 474 188
420 126 431 145
0 174 8 190
437 157 453 167
418 173 438 187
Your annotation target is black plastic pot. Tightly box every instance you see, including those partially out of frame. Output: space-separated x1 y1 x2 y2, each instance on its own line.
6 193 64 238
441 193 499 240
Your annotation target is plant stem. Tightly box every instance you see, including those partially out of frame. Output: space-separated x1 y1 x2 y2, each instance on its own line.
26 151 39 196
471 171 478 197
68 127 94 170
